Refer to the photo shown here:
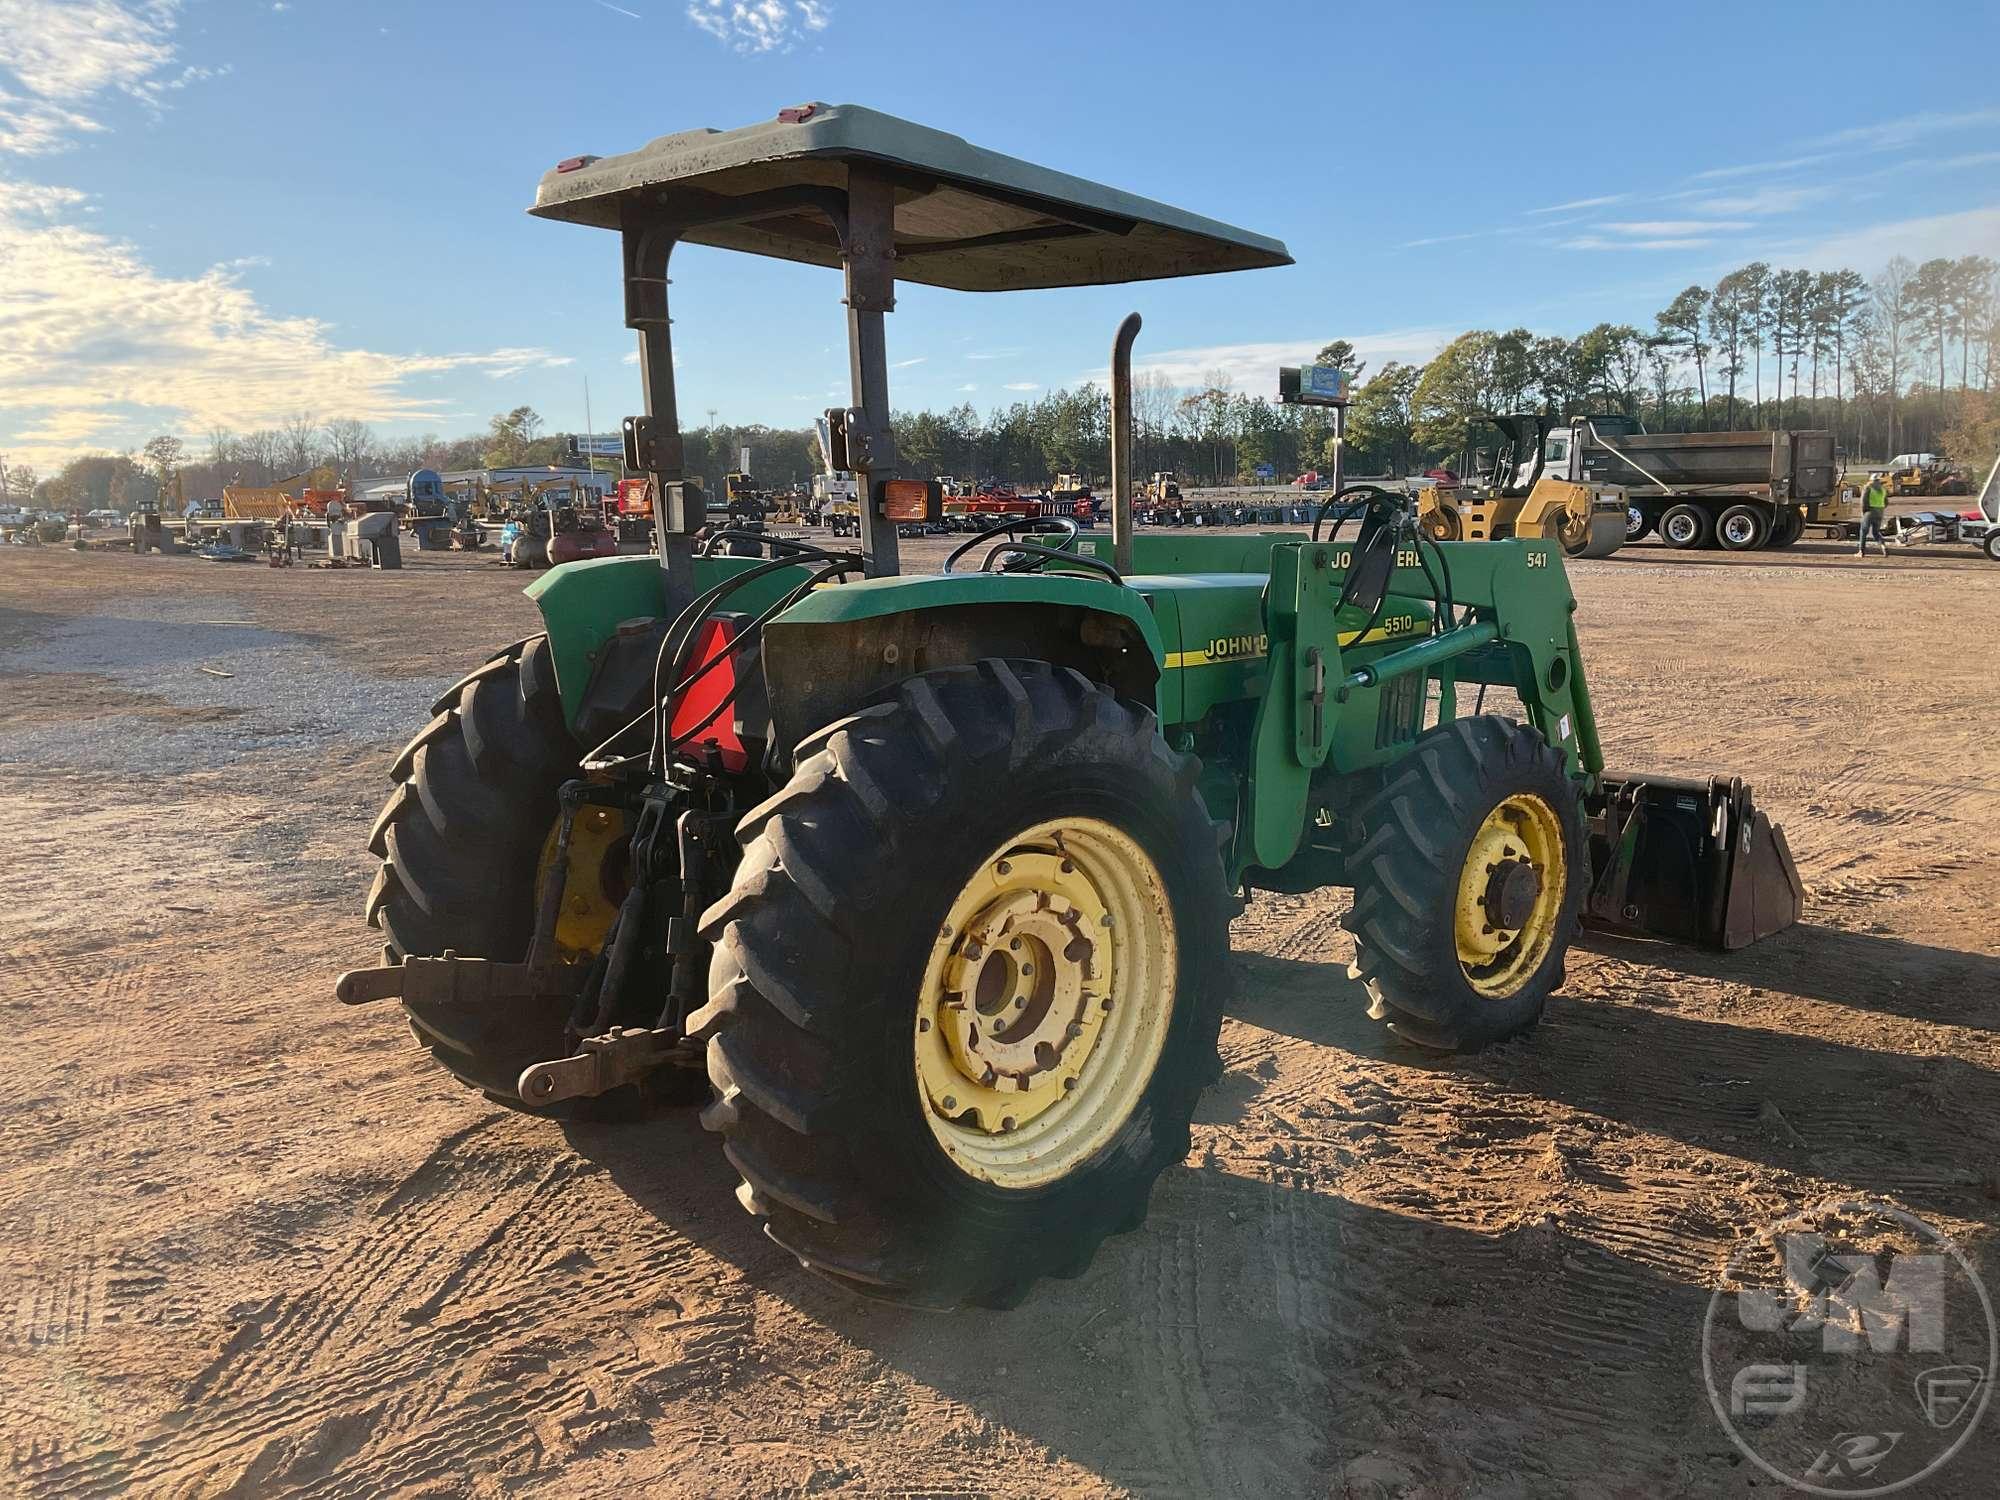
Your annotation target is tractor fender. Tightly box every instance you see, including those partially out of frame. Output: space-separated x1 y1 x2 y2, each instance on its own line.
527 553 833 736
758 574 1165 759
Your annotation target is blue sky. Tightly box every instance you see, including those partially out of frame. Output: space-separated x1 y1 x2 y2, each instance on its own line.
3 0 1997 471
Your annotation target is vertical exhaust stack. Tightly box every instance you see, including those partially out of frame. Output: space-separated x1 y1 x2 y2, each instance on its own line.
1110 312 1140 577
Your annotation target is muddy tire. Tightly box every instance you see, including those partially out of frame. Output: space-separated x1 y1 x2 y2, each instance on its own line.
691 660 1232 1309
365 635 582 1103
1342 715 1582 1052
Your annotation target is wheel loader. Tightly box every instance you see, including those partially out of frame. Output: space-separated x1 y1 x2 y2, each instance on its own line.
338 104 1803 1310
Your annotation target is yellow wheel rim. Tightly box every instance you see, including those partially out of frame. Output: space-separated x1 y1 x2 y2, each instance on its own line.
914 818 1176 1190
535 806 628 960
1452 793 1566 999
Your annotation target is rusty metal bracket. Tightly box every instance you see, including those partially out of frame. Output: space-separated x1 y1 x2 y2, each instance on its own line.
334 953 589 1008
517 1027 680 1106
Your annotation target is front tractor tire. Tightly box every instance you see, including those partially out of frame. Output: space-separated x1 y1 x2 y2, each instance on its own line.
691 661 1232 1309
365 635 582 1103
1342 715 1582 1052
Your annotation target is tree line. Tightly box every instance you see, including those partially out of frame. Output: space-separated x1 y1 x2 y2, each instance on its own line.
15 253 1997 514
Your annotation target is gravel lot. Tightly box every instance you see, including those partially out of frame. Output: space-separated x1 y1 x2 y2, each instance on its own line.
1 535 1996 1498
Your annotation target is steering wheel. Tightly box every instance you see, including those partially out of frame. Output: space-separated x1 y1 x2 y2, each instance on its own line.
941 516 1120 584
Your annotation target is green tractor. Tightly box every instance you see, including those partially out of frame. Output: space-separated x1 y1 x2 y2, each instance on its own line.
339 104 1803 1309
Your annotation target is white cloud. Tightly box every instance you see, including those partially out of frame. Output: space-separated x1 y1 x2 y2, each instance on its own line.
891 355 926 368
0 182 572 467
1527 194 1627 215
486 351 575 379
1079 330 1453 394
0 0 187 155
1560 235 1716 252
956 383 977 392
1690 153 1836 183
965 348 1024 362
1807 107 2000 152
1002 381 1038 392
1784 203 2000 273
1600 219 1752 236
1681 185 1836 217
685 0 830 52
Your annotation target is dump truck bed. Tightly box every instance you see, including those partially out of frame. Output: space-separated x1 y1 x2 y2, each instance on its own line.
1582 428 1837 503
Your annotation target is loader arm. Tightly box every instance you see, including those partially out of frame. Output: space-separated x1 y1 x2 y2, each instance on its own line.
1241 536 1597 877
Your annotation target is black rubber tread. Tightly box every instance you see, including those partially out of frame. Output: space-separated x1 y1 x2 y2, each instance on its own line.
689 660 1232 1310
1715 503 1768 552
1659 503 1712 550
1340 714 1582 1053
365 635 582 1105
1766 506 1805 548
1626 511 1655 543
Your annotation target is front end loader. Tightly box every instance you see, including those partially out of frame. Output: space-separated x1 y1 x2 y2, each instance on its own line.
339 104 1801 1310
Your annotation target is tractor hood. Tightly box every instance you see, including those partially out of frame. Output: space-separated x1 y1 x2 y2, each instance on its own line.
529 102 1292 292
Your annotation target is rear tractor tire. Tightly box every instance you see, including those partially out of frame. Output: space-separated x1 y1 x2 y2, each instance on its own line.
691 661 1232 1309
365 635 600 1109
1342 715 1583 1052
1659 503 1712 550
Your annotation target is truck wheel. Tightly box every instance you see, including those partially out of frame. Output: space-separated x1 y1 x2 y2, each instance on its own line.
1767 507 1805 548
1985 531 2000 562
365 636 587 1105
1626 506 1654 543
1716 504 1768 551
1659 503 1711 550
1342 715 1582 1052
692 660 1232 1309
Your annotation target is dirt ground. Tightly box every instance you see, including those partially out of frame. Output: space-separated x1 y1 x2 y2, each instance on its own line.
2 531 1997 1498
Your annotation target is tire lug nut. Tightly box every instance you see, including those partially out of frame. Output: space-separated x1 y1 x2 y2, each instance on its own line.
1066 1023 1083 1038
1000 1116 1017 1132
1063 1076 1078 1091
942 1095 957 1110
918 1017 931 1033
1101 997 1114 1012
995 860 1011 876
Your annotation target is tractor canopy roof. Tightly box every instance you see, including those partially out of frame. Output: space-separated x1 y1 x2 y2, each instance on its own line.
529 102 1292 292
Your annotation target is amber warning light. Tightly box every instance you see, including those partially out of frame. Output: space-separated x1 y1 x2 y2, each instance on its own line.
879 480 942 522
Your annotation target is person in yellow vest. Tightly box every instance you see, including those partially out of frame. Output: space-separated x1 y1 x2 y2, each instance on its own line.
1856 474 1889 557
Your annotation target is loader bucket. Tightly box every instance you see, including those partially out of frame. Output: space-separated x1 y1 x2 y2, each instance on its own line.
1581 773 1803 950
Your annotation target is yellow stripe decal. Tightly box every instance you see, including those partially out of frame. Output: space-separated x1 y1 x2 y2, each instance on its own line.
1162 624 1415 670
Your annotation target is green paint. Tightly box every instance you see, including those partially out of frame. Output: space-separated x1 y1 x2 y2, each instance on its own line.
526 534 1604 897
